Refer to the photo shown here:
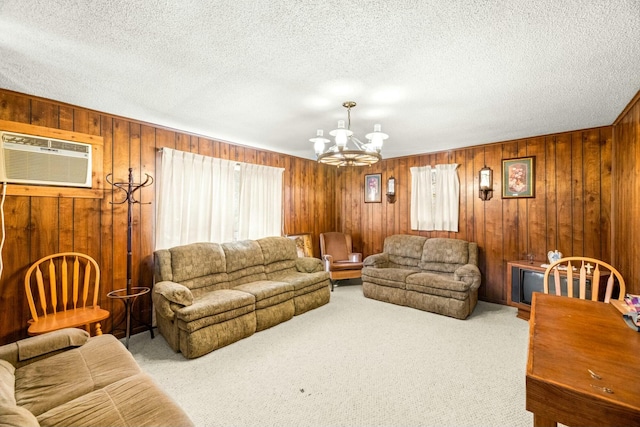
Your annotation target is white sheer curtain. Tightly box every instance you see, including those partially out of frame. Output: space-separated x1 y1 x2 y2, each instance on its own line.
237 163 284 240
410 165 434 231
410 163 460 232
155 148 236 250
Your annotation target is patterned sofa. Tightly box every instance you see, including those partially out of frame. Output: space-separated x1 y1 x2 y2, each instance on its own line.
362 235 481 319
153 236 330 358
0 328 193 426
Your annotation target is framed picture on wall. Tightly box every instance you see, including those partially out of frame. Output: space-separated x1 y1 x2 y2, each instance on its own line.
365 173 382 203
502 156 535 198
286 233 313 257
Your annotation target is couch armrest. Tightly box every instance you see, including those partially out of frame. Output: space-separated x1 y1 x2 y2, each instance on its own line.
0 328 89 368
153 281 194 320
295 257 324 273
348 253 363 262
454 264 481 290
363 253 389 268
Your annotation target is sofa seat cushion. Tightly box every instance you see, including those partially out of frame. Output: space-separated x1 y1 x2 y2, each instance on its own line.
267 271 328 294
176 290 255 323
405 272 471 300
234 280 294 309
14 334 141 417
362 267 418 289
36 373 193 427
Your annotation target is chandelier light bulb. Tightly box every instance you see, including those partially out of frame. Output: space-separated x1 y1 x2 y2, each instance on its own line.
309 129 330 156
366 123 388 152
330 120 351 149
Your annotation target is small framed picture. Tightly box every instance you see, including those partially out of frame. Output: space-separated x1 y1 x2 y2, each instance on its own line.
286 233 313 257
502 156 535 198
364 173 382 203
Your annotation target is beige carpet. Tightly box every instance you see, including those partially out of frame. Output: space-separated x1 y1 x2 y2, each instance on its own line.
128 282 531 426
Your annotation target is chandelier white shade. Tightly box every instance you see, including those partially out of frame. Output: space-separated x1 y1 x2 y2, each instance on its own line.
310 101 388 167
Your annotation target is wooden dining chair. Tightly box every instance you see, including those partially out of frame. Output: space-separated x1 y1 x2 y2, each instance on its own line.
24 252 109 336
543 256 626 302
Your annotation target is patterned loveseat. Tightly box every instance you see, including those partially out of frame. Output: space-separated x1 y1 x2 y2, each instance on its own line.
153 236 330 358
362 235 481 319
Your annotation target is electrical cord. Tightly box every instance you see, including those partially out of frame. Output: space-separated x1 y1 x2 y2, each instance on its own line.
0 182 6 280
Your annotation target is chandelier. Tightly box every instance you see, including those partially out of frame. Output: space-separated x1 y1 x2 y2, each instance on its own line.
310 101 388 167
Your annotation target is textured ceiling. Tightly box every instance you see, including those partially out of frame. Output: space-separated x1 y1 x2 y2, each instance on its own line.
1 1 639 160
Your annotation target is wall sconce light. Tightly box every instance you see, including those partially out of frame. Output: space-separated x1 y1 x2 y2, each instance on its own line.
479 166 493 201
386 175 396 203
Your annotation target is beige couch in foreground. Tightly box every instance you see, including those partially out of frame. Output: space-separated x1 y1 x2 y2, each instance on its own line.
0 328 193 427
153 236 330 359
362 235 481 319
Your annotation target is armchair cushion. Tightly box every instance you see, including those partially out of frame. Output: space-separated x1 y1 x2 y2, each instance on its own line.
321 232 350 261
329 259 364 271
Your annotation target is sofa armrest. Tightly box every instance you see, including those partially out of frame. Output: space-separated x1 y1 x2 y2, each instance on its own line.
153 281 194 320
348 253 363 262
0 328 89 368
295 257 324 273
363 253 389 268
454 264 481 290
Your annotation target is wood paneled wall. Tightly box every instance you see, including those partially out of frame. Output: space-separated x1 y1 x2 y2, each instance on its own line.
0 90 336 345
612 90 640 296
0 87 630 345
337 127 613 304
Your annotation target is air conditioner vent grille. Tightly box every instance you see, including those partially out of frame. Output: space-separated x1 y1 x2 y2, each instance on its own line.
5 150 89 184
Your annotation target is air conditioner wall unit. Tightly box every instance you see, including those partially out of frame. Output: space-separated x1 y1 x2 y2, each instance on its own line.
0 131 92 188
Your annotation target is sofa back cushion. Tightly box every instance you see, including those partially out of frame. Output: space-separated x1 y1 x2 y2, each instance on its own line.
222 240 267 285
383 235 428 268
257 236 298 274
155 243 229 292
419 238 474 273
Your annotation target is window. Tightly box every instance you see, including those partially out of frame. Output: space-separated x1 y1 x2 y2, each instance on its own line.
410 164 459 232
155 148 283 250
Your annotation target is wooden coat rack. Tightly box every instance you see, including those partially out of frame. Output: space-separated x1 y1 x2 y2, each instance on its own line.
106 168 154 348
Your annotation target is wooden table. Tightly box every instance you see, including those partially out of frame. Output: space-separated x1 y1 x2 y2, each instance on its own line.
526 293 640 426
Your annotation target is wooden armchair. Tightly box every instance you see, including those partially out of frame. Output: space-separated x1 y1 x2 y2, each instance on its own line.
320 232 363 291
542 256 626 302
24 252 109 336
